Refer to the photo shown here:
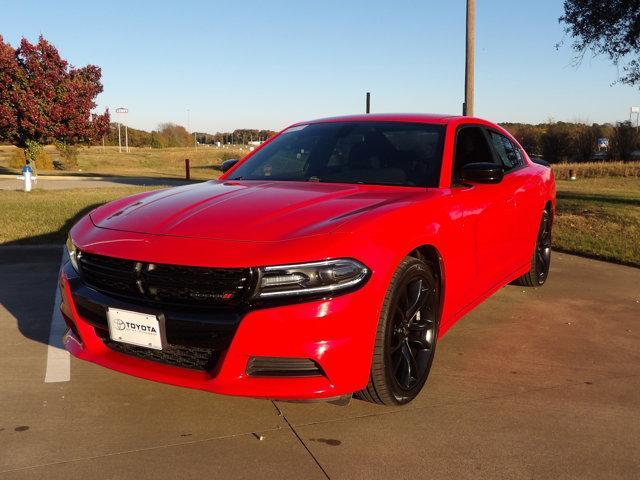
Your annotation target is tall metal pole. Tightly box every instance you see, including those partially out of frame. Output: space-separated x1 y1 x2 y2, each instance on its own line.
125 124 129 153
463 0 475 117
117 123 122 153
366 92 371 114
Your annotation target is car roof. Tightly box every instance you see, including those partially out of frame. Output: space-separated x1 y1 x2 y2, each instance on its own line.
295 113 468 126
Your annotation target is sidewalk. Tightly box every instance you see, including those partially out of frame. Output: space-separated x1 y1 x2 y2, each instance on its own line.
0 175 194 190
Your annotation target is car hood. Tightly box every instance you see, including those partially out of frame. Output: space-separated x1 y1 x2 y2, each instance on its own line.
90 180 426 242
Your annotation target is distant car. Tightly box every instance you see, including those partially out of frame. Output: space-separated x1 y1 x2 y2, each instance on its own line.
60 114 555 405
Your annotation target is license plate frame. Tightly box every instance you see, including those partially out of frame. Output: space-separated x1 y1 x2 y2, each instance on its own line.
107 308 165 351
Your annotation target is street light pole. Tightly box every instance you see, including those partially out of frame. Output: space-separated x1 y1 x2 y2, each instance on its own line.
463 0 475 117
115 107 129 153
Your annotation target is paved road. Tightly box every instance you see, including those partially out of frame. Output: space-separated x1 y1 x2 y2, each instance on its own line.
0 176 194 190
0 248 638 479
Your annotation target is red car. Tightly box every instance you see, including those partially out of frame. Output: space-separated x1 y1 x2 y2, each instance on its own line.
60 114 555 405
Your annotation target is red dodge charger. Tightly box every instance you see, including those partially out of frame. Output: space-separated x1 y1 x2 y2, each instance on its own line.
60 114 555 405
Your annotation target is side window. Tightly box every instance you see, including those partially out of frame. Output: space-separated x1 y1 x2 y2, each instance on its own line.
453 126 495 180
489 131 525 172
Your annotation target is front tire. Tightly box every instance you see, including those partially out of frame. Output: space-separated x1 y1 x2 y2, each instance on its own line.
515 209 552 287
357 257 440 405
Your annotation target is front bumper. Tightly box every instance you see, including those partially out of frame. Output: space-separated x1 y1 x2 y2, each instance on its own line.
59 261 382 400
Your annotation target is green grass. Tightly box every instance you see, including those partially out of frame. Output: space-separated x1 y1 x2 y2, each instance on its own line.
1 177 638 268
554 177 640 267
0 187 168 245
0 145 247 180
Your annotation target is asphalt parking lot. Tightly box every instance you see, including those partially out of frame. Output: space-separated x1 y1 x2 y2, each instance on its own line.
1 247 639 479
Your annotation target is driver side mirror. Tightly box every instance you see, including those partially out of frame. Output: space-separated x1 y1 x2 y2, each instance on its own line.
221 159 238 173
461 162 504 184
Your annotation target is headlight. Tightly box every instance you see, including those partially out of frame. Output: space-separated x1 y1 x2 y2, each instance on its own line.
254 258 369 299
66 235 80 272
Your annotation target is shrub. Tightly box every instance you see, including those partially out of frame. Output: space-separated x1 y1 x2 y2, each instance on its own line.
610 121 639 162
8 148 26 168
541 122 576 163
54 141 80 169
24 141 53 170
7 144 52 170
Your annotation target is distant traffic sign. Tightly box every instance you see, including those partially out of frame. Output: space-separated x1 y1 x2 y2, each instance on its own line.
631 106 640 114
116 107 128 113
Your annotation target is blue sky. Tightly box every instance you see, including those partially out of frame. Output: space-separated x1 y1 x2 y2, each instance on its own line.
3 0 639 132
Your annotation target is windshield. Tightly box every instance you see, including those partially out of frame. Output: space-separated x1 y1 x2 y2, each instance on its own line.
228 121 445 187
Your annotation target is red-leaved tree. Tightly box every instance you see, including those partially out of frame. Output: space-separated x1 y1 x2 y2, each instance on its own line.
0 35 109 166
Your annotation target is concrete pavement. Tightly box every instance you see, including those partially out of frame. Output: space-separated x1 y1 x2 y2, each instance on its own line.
0 247 638 479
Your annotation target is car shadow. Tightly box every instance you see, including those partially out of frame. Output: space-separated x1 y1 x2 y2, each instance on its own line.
0 206 96 347
0 245 62 347
556 191 640 207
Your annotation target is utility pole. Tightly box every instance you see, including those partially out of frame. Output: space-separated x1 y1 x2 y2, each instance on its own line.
463 0 475 117
366 92 371 114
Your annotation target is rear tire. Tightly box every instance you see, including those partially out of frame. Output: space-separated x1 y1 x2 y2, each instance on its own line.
515 209 552 287
356 257 440 405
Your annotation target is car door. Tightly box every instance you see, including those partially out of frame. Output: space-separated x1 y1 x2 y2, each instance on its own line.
486 129 541 269
449 125 521 299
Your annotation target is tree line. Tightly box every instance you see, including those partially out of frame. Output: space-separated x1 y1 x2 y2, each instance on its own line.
501 121 639 162
103 124 278 149
2 32 639 168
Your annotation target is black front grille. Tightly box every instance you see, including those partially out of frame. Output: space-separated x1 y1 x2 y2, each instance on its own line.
102 338 218 371
78 252 254 307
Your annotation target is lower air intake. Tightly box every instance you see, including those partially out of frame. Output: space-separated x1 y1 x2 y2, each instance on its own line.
246 356 324 377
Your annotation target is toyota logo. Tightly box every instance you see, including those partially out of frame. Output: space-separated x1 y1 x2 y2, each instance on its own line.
115 319 126 330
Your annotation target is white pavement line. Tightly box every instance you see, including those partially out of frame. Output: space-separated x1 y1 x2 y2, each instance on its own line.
44 248 70 383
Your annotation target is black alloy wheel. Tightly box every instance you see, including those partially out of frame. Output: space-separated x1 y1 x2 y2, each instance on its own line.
357 257 440 405
515 208 553 287
535 210 552 284
388 274 437 392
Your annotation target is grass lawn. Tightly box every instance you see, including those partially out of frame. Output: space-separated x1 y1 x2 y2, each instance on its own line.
554 177 640 267
0 176 638 268
0 187 168 245
0 145 246 180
